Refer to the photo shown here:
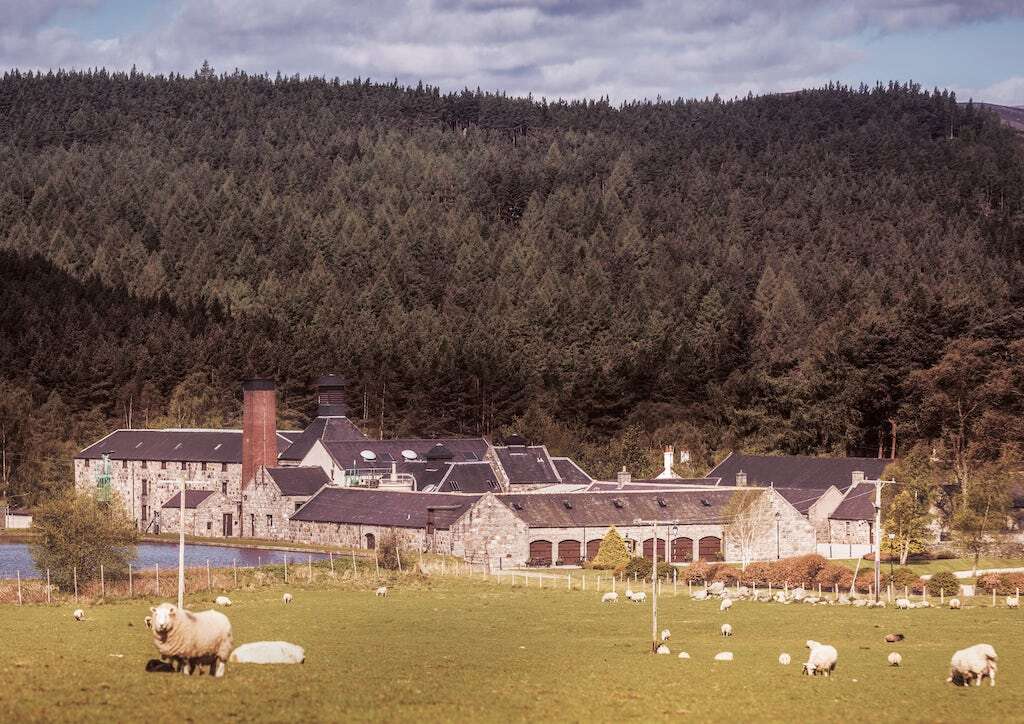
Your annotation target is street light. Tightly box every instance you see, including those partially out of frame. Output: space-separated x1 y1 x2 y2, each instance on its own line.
774 511 781 559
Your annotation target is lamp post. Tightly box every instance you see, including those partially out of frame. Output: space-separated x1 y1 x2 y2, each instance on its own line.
669 525 678 565
774 511 781 559
634 517 682 653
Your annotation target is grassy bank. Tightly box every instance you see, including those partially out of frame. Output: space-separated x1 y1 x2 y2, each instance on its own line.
1 576 1023 722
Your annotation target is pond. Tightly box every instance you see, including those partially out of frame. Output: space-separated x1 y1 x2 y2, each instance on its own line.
0 541 329 579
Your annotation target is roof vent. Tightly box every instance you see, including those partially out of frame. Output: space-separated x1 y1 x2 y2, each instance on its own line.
612 498 624 509
360 450 377 461
401 449 417 460
512 502 524 511
503 433 528 446
450 481 461 492
487 480 497 490
657 497 668 508
700 498 711 507
736 471 747 486
425 443 454 461
563 500 573 510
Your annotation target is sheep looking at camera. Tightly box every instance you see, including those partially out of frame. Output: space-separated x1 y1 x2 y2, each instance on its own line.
149 603 233 677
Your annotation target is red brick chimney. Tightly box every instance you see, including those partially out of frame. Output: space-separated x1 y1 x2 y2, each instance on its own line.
242 378 277 487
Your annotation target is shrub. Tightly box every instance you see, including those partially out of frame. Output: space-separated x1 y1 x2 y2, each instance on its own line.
656 562 675 579
712 565 742 584
813 562 853 591
376 529 410 570
926 571 961 597
854 571 877 594
619 556 653 580
769 554 828 588
31 489 139 589
976 573 1002 593
590 526 631 570
976 572 1024 595
929 548 957 560
882 567 925 595
683 560 713 584
741 561 773 585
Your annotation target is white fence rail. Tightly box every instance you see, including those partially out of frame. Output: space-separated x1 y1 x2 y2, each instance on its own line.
816 543 874 560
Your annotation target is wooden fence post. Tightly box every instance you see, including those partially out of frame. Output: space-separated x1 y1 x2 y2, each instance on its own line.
233 559 238 587
351 548 357 575
17 570 22 605
155 563 160 597
284 556 288 583
100 565 105 599
46 569 51 605
329 552 334 574
207 560 211 591
74 567 78 602
129 564 133 598
308 554 313 582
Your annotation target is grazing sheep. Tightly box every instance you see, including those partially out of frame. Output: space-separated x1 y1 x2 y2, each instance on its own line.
660 629 671 641
229 641 305 665
282 593 293 604
948 644 998 687
721 623 733 637
692 590 709 601
149 603 233 677
913 601 930 609
625 588 635 600
837 595 851 606
375 586 388 597
1006 597 1019 609
792 587 807 602
214 596 232 607
805 640 821 649
73 609 85 621
888 652 902 667
895 598 911 610
714 652 734 661
803 643 838 677
630 591 647 604
678 652 690 659
852 599 868 608
709 581 725 595
885 633 905 643
949 598 962 610
720 598 733 612
601 592 619 604
144 615 152 629
773 592 788 603
779 653 791 665
656 644 671 655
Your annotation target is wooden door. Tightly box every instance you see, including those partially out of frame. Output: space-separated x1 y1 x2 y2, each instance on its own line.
671 537 693 562
529 540 552 565
698 536 722 560
642 538 666 561
222 513 232 537
557 539 581 565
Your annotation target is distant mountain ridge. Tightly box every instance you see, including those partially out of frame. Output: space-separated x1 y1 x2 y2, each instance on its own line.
967 102 1024 133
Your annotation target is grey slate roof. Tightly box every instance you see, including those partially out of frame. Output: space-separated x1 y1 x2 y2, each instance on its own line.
278 416 368 461
774 487 831 515
496 489 743 528
264 466 332 497
322 438 490 468
706 452 889 489
290 488 479 529
162 490 215 509
586 478 720 492
76 429 299 464
435 462 501 493
494 445 560 486
829 483 876 521
551 457 593 485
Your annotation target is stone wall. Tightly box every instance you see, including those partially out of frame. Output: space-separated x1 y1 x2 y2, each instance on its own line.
828 519 873 545
285 520 454 555
731 490 818 561
159 492 235 537
243 475 311 540
807 487 845 541
449 493 529 565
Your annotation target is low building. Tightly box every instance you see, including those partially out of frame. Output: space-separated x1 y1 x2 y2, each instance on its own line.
774 486 844 541
160 490 236 537
245 466 332 540
3 507 32 529
827 483 876 544
706 452 890 489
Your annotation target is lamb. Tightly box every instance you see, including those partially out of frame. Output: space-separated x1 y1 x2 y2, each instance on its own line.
73 609 85 621
719 598 733 612
949 598 962 609
630 591 647 604
282 593 293 604
948 644 997 687
375 586 388 597
678 652 690 659
692 590 709 601
888 652 902 667
895 598 911 610
803 642 838 677
601 592 619 604
791 587 807 602
779 653 791 665
713 651 733 661
656 644 671 655
215 596 232 607
148 603 233 677
660 629 671 642
1006 596 1019 609
721 623 732 637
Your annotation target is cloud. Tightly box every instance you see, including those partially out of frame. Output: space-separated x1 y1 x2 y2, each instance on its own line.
0 0 1021 101
955 76 1024 106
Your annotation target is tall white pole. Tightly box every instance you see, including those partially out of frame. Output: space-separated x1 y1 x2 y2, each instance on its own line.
873 479 882 603
651 522 658 652
178 477 185 608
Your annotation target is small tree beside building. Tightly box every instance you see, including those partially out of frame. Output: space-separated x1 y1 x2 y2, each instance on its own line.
723 488 776 570
590 526 630 569
31 489 139 588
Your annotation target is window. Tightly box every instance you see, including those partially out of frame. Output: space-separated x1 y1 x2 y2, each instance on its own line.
141 506 148 521
206 521 212 531
122 459 128 469
201 462 207 471
221 463 228 472
84 459 90 468
250 514 255 534
221 481 227 495
141 480 148 496
180 462 186 471
295 502 302 512
160 461 167 470
141 460 147 469
267 514 273 529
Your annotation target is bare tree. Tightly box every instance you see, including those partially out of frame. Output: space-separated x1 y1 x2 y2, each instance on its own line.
723 488 776 569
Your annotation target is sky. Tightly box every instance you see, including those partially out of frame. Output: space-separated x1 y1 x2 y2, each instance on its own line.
1 0 1022 105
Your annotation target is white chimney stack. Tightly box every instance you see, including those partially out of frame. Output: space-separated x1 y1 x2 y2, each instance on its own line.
656 446 675 479
617 467 632 488
852 470 865 485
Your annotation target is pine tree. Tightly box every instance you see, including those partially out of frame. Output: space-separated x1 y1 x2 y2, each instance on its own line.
591 526 630 570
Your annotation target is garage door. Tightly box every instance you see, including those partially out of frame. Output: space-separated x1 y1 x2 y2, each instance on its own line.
557 539 581 565
698 536 722 561
671 537 693 562
586 539 602 560
642 538 666 561
529 539 552 566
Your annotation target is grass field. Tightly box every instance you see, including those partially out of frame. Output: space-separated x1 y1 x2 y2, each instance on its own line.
2 576 1023 722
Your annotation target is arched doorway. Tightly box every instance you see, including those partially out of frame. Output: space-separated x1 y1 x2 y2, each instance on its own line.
529 539 552 566
642 538 666 561
365 532 376 550
671 537 694 562
557 539 581 565
585 539 602 560
698 536 722 560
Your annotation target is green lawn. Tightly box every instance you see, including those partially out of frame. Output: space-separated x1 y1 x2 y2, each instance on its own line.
1 577 1022 722
830 557 1024 577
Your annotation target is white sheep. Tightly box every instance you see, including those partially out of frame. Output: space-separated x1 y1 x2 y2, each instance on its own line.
656 644 671 655
678 652 690 659
779 653 791 665
375 586 388 597
720 598 733 612
773 592 788 603
852 599 868 607
792 587 807 601
601 592 619 604
709 581 725 595
149 603 233 677
660 629 671 641
721 623 732 637
625 588 635 600
888 652 902 667
949 598 962 609
895 598 911 610
215 596 232 607
1006 596 1019 609
73 609 85 621
948 644 998 687
803 643 838 677
630 591 647 604
282 593 293 604
714 651 733 661
692 590 709 601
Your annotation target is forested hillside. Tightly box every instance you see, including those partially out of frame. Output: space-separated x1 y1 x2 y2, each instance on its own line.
2 69 1023 502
